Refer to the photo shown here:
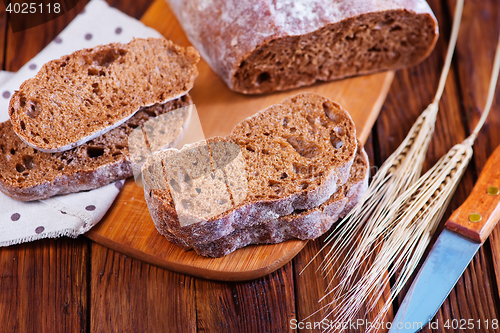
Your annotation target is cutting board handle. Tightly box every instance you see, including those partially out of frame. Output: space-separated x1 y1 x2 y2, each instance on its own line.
446 145 500 243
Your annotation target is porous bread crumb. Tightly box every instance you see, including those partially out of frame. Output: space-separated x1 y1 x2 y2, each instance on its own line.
144 93 358 244
0 95 192 201
128 105 191 184
168 0 438 94
9 38 199 152
158 141 369 257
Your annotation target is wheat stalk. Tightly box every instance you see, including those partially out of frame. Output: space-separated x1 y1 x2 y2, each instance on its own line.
305 0 465 300
302 0 500 330
362 33 500 331
364 141 473 332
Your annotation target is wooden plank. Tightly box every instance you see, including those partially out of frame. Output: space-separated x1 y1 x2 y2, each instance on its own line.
90 243 196 332
0 239 89 332
88 2 195 332
0 1 7 70
0 3 90 333
4 0 89 72
86 0 394 281
447 0 500 320
195 262 296 332
0 2 153 332
105 0 154 20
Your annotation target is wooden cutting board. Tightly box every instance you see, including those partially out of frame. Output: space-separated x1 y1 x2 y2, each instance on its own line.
85 0 394 281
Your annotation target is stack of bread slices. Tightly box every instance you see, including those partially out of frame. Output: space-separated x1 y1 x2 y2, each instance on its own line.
142 93 369 257
0 38 199 201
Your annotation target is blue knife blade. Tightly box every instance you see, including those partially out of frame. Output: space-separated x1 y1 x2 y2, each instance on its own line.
389 144 500 333
388 229 480 333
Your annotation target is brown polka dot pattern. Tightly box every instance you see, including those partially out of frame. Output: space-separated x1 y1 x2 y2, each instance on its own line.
11 213 20 221
3 91 10 98
85 205 96 211
85 33 92 40
35 226 44 234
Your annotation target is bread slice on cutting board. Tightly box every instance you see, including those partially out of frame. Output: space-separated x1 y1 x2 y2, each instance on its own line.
0 95 192 201
185 143 369 257
167 0 438 93
8 38 199 152
143 93 358 245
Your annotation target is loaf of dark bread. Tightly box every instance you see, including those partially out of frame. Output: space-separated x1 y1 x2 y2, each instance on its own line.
0 95 192 201
9 38 199 152
167 0 438 94
143 93 358 244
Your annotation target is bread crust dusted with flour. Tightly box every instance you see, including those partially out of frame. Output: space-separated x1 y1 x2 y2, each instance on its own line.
144 93 358 244
167 0 438 94
9 38 199 152
0 95 192 201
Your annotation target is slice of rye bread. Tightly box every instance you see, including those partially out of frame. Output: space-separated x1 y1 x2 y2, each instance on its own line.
143 93 358 244
143 140 235 227
155 142 369 257
8 38 199 153
167 0 438 94
0 95 192 201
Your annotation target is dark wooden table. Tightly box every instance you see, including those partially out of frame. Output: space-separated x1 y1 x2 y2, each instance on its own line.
1 0 500 332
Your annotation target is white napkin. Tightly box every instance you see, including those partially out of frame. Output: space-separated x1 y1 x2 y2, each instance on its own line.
0 0 162 246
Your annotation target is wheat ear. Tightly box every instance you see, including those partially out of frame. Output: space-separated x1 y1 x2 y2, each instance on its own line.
320 30 500 333
364 32 500 331
308 0 465 300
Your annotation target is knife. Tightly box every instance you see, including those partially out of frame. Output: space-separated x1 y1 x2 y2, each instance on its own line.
389 145 500 333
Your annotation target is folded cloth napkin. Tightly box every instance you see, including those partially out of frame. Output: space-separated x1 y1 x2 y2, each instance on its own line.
0 0 162 246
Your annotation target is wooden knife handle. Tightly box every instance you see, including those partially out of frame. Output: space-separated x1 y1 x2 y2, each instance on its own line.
446 145 500 243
